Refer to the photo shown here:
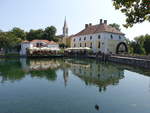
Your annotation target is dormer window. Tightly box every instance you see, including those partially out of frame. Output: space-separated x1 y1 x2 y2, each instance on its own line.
111 35 113 39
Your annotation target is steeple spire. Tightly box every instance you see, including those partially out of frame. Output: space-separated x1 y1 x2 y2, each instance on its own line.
63 17 68 37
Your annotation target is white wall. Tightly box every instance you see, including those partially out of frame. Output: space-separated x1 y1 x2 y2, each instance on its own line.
71 32 125 53
20 43 30 55
48 44 59 48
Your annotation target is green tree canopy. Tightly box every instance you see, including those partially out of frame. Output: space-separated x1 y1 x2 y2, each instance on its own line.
26 29 44 41
0 32 21 51
109 23 121 31
11 27 26 40
44 26 57 41
143 34 150 54
113 0 150 27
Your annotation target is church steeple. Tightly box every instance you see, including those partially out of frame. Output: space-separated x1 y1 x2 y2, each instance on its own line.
63 17 68 37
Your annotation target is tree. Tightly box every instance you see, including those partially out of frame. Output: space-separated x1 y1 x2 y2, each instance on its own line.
130 41 145 54
11 27 26 40
113 0 150 27
44 26 57 41
26 29 44 41
109 23 121 31
0 32 21 52
143 34 150 55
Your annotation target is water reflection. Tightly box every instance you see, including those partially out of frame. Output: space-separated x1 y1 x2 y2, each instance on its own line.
0 59 26 83
0 58 149 90
65 59 124 92
0 58 150 113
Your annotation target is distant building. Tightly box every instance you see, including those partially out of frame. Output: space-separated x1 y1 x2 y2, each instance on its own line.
57 17 72 47
71 19 128 54
20 40 59 56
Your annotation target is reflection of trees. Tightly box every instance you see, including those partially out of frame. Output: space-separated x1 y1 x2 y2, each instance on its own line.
30 69 57 81
24 59 59 81
65 59 124 92
0 59 26 83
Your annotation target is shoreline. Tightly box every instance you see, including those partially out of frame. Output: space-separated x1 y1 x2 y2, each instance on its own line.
0 55 150 69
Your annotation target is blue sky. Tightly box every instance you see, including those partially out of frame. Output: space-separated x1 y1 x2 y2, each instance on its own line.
0 0 150 40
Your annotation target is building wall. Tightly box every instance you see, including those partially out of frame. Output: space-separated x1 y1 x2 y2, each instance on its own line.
20 42 59 55
48 44 59 48
20 43 30 55
71 32 125 54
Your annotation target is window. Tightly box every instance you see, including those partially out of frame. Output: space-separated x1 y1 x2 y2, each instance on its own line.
79 37 81 41
74 44 76 47
84 37 86 40
80 43 81 47
111 35 113 39
98 41 100 48
74 39 76 42
119 36 121 39
85 43 86 47
90 36 92 40
98 35 101 39
90 42 92 48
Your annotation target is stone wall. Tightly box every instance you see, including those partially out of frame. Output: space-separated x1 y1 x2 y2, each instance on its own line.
109 56 150 69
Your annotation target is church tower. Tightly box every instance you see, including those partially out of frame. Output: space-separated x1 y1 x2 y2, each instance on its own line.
63 17 68 37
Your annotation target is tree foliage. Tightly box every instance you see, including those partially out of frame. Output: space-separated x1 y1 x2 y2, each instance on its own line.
26 26 57 41
143 34 150 54
109 23 121 31
11 27 26 40
44 26 57 41
0 26 58 53
128 34 150 55
113 0 150 27
0 32 21 52
26 29 44 41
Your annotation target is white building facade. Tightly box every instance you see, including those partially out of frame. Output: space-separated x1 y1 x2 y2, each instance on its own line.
71 20 127 54
20 40 59 56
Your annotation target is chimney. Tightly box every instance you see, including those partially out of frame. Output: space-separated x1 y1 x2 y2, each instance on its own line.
104 20 107 24
85 24 88 29
100 19 103 24
89 23 92 26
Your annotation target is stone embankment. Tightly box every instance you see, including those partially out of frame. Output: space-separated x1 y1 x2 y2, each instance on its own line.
109 55 150 69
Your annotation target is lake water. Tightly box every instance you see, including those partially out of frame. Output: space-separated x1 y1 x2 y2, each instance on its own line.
0 58 150 113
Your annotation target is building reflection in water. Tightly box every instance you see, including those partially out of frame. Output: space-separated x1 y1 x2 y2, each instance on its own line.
0 58 125 89
65 59 125 92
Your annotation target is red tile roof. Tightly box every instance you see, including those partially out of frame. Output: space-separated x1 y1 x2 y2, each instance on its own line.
22 40 57 44
22 40 29 43
74 24 124 37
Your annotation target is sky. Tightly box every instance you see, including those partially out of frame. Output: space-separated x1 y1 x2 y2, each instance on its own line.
0 0 150 40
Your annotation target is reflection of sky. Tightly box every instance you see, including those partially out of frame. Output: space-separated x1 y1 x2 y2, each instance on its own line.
0 58 150 113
